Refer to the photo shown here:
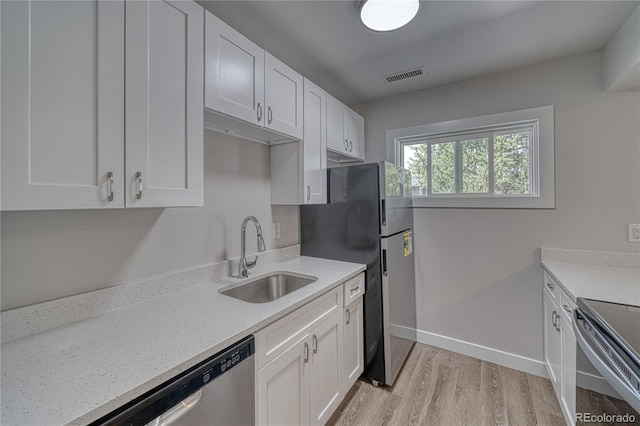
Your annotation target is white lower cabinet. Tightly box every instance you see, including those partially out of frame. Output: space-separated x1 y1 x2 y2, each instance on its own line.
543 272 577 426
342 296 364 394
255 273 365 426
256 335 310 426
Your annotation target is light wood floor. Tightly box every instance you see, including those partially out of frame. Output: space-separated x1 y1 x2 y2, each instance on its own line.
327 343 639 426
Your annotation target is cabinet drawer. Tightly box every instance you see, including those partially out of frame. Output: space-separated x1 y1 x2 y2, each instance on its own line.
255 286 342 370
343 273 364 305
559 291 576 325
543 271 559 300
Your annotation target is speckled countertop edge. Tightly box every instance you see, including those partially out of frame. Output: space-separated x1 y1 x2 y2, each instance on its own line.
1 256 366 426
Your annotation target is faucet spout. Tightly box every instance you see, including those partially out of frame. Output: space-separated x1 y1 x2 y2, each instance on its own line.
239 216 266 278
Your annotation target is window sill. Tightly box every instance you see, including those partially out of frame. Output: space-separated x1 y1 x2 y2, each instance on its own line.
411 195 555 209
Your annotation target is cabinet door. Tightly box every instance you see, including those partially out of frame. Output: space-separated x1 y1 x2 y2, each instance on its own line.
256 336 311 426
303 79 327 204
309 312 342 426
1 0 124 210
347 111 365 160
560 317 577 426
326 94 348 154
543 289 561 399
204 11 265 126
126 0 204 208
343 297 364 394
265 53 304 140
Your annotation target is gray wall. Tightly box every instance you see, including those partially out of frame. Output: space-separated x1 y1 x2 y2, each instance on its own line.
1 131 300 310
357 51 640 361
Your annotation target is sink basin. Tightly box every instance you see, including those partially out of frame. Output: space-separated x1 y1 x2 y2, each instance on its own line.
220 273 318 303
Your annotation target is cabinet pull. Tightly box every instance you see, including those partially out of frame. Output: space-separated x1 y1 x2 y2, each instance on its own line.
551 310 557 329
107 172 114 202
349 140 353 152
563 305 571 314
346 308 351 325
257 103 263 122
350 286 360 295
307 186 311 201
312 335 318 354
136 172 143 199
267 106 273 124
546 282 554 290
344 139 349 150
304 342 309 363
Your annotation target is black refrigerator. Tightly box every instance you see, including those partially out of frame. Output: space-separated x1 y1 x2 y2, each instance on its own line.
300 161 417 386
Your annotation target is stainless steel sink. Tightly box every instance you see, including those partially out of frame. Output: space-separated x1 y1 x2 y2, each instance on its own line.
220 273 318 303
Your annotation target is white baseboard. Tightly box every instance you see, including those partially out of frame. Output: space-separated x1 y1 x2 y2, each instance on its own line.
393 325 619 398
577 371 620 398
411 327 549 378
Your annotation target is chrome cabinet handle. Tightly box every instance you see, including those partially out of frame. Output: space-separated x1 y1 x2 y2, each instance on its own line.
555 313 561 332
257 103 263 122
107 171 114 202
546 282 554 290
306 186 311 201
344 139 348 150
346 308 351 325
563 305 571 314
267 106 273 124
350 286 360 295
303 342 309 363
135 172 143 199
349 140 353 152
312 335 318 354
551 310 557 329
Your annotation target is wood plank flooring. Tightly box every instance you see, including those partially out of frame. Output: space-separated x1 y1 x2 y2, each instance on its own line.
327 343 639 426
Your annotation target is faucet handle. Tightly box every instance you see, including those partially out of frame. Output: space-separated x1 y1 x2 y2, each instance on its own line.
246 256 259 269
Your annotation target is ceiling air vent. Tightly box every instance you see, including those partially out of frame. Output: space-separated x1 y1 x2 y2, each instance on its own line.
383 67 424 84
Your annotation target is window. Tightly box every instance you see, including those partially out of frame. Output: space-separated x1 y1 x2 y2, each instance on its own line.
387 106 554 208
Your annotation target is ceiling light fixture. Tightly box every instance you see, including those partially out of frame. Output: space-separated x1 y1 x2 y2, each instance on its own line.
360 0 420 32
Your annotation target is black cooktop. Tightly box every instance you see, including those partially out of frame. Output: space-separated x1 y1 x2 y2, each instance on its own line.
577 298 640 366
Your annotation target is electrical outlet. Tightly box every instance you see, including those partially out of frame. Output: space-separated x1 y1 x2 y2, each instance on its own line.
628 224 640 243
272 222 281 239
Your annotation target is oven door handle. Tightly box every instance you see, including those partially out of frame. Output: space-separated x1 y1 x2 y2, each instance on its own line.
573 309 640 413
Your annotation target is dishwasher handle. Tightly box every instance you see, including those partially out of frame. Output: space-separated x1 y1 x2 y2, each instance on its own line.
146 390 202 426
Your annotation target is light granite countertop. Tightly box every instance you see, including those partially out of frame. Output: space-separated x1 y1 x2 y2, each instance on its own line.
541 248 640 306
0 256 366 426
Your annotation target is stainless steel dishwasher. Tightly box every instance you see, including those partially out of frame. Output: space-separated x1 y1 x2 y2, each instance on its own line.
93 335 255 426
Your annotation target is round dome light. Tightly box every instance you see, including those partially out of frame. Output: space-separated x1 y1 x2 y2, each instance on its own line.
360 0 420 32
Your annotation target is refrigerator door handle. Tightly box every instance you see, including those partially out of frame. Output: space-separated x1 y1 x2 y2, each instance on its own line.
382 249 388 276
381 200 386 226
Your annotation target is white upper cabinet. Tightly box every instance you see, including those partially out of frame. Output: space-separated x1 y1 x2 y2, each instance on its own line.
204 11 264 126
204 11 303 142
126 0 204 208
1 0 125 210
326 94 364 162
1 0 204 211
271 78 326 205
264 53 304 140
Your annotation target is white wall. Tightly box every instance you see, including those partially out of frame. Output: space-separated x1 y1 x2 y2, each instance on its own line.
0 131 300 310
357 51 640 364
604 5 640 91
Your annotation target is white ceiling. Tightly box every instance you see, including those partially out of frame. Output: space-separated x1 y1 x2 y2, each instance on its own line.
197 1 639 106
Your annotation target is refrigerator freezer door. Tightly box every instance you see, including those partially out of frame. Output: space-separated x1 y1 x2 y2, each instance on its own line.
379 162 413 237
380 230 417 386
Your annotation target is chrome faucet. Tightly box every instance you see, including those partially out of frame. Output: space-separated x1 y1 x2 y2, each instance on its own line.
238 216 266 278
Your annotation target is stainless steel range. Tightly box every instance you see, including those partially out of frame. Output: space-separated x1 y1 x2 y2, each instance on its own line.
574 298 640 413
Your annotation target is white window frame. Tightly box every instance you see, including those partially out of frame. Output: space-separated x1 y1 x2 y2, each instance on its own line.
387 106 554 208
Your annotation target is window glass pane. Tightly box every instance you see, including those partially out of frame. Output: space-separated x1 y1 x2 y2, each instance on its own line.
431 141 456 194
461 138 489 193
403 143 428 195
494 131 530 195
